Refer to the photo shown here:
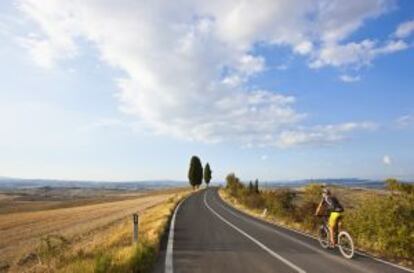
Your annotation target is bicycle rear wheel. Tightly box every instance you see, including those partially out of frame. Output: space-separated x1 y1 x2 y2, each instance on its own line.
338 231 354 259
318 226 330 249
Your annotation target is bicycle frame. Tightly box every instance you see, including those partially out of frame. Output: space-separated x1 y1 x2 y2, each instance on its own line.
319 215 341 237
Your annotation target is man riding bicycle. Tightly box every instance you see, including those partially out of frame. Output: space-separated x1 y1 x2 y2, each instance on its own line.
315 188 344 247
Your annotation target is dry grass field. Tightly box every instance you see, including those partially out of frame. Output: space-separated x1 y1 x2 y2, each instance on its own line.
0 187 189 273
0 188 160 214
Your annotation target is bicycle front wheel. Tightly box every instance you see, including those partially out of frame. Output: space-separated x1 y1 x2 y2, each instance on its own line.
338 231 354 259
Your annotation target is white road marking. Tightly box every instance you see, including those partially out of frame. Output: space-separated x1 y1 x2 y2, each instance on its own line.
212 194 371 273
214 191 414 273
203 191 306 273
165 197 186 273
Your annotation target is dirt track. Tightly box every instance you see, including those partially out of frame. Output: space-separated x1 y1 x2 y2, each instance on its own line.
0 192 173 264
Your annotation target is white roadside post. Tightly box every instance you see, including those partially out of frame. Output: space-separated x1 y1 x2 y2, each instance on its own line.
133 213 139 243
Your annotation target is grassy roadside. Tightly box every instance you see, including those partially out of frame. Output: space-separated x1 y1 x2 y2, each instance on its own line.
218 188 309 235
218 186 414 269
17 190 190 273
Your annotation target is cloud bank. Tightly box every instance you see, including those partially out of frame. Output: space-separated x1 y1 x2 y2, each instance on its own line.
17 0 402 147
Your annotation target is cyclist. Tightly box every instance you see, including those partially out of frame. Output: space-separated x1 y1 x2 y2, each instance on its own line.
315 188 344 247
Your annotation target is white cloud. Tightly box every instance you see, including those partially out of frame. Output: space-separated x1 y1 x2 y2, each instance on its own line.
383 155 391 165
276 122 376 148
222 54 265 87
372 39 409 54
222 75 243 87
396 114 414 128
17 0 398 70
310 39 408 69
395 20 414 38
16 0 80 69
237 54 265 75
18 34 77 68
339 74 361 83
16 0 387 147
294 41 313 55
310 40 375 68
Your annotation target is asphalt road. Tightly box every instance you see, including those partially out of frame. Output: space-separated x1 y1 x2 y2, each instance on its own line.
153 188 413 273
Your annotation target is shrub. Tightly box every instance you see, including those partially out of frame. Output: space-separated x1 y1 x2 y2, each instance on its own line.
346 194 414 259
294 183 323 230
242 192 265 209
224 175 414 263
295 200 319 231
225 173 245 198
262 189 296 219
302 183 323 204
225 173 265 210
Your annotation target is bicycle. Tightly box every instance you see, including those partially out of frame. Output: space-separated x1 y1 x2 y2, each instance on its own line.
317 215 355 259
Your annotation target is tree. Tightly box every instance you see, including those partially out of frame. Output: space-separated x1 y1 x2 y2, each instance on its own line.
188 156 203 189
225 173 244 197
254 179 259 193
204 163 212 187
385 178 399 196
248 181 254 192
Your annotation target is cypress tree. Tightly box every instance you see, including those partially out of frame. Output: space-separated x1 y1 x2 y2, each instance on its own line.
204 163 212 187
254 179 259 193
188 156 203 189
248 181 254 192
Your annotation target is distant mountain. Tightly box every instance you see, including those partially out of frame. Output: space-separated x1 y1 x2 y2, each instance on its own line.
0 177 186 190
1 176 410 190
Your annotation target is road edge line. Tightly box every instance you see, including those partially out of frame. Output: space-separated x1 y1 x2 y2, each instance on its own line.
203 190 306 273
164 194 188 273
217 189 414 273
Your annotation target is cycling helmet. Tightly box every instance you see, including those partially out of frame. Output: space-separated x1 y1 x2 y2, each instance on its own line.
322 188 331 195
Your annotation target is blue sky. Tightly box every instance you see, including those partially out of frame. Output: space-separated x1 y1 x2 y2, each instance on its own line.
0 0 413 182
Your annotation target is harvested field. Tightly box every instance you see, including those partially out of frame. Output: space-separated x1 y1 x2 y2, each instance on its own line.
0 188 186 271
0 188 165 214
